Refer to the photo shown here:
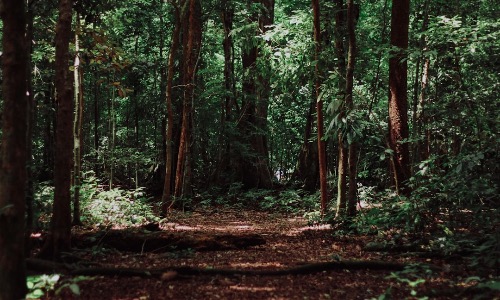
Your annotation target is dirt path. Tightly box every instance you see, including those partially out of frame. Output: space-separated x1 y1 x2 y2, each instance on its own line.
47 209 493 299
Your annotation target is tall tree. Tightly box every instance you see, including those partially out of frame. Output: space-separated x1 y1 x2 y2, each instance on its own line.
73 13 84 226
25 0 37 255
312 0 328 214
161 2 183 211
388 0 411 196
40 0 74 259
174 0 202 197
334 0 347 216
212 0 238 186
0 0 29 298
345 0 358 217
236 0 274 189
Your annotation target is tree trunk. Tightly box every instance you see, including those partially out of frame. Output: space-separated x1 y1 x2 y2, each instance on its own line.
411 0 430 167
174 0 202 198
293 98 319 192
345 0 358 217
0 0 29 298
212 0 237 186
312 0 328 214
73 14 84 226
93 65 100 178
236 0 274 190
40 0 74 260
25 0 36 255
418 58 430 161
334 0 347 216
388 0 411 196
161 3 183 212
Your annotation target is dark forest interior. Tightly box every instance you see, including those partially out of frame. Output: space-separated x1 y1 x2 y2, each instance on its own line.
0 0 498 299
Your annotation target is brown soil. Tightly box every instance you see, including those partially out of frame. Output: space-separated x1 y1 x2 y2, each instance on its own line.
35 209 498 300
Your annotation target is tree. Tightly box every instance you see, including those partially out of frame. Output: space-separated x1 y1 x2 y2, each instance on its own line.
311 0 328 214
236 0 274 189
388 0 411 196
174 0 202 198
40 0 74 259
345 0 358 217
161 2 183 211
73 13 84 226
334 0 347 216
0 0 29 298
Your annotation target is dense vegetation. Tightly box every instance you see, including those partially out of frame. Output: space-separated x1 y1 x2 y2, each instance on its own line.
0 0 498 298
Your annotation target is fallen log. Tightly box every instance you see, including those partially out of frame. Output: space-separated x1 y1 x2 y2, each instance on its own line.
73 230 266 253
27 258 432 279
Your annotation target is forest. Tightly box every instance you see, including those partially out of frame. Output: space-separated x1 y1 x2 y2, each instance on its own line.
0 0 498 299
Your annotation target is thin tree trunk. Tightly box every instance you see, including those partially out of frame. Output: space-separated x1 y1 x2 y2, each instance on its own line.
346 0 358 217
39 0 74 260
213 0 236 185
73 14 83 226
25 0 36 256
418 58 430 161
411 0 429 167
0 0 29 297
334 0 347 216
109 73 116 190
388 0 411 196
312 0 328 215
93 65 100 177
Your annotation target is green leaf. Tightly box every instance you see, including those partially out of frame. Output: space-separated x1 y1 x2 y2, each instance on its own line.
69 283 80 295
478 281 500 291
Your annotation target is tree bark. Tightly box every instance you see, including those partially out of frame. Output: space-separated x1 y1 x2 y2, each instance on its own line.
0 0 29 298
212 0 237 186
161 3 183 212
25 0 36 255
174 0 202 198
73 13 84 226
40 0 74 260
388 0 411 196
312 0 328 214
334 0 347 216
292 98 319 192
345 0 358 217
236 0 274 190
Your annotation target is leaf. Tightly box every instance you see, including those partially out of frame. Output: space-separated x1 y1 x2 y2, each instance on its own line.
478 281 500 291
69 283 80 295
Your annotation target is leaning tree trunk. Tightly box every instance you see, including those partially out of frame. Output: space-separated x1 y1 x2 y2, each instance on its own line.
388 0 411 196
40 0 74 260
0 0 29 298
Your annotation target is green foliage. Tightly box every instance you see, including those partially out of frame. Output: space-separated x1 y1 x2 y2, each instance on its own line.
80 176 159 227
469 233 500 274
26 274 90 299
385 264 433 300
33 183 55 229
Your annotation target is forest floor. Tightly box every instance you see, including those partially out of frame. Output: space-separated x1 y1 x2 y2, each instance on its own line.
32 208 498 300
